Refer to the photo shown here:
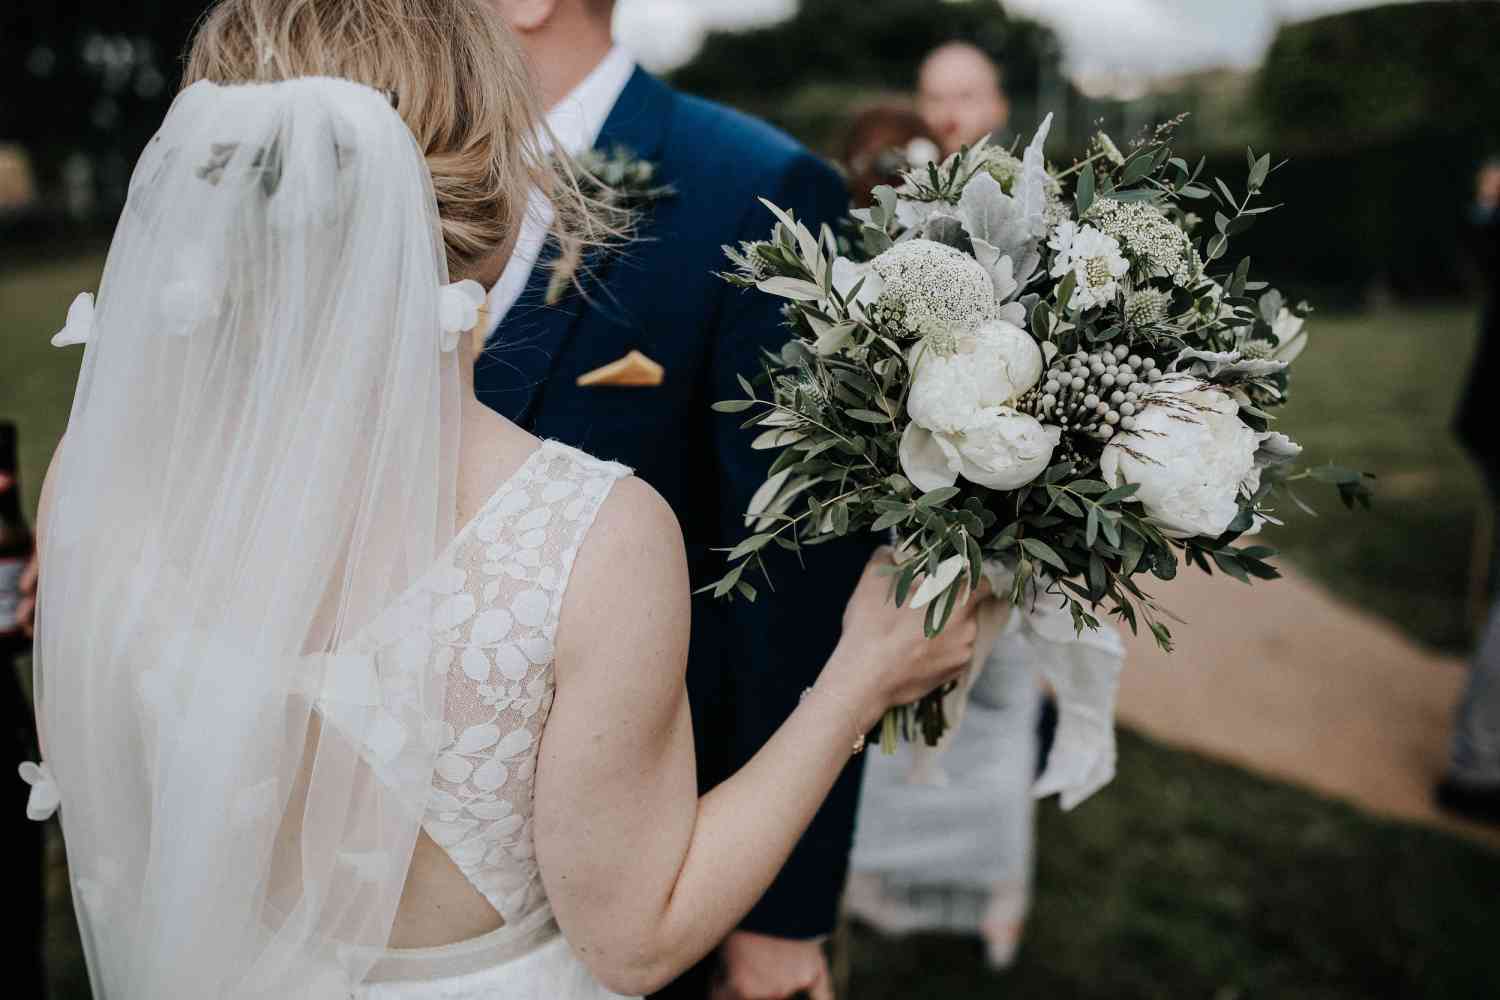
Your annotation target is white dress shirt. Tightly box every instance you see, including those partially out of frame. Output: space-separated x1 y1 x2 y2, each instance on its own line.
484 46 638 337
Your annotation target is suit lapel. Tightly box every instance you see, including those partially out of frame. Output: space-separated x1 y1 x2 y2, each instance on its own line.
476 68 674 426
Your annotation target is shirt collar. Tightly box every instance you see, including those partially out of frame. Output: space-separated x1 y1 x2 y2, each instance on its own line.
546 46 637 155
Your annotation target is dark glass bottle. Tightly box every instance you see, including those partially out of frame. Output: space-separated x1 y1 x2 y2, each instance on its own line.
0 422 34 649
0 422 43 996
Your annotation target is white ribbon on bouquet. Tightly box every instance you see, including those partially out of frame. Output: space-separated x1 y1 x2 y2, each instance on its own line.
906 562 1125 810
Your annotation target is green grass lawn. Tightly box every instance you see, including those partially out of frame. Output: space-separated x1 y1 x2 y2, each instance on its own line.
1271 304 1487 652
4 254 1497 998
852 731 1500 1000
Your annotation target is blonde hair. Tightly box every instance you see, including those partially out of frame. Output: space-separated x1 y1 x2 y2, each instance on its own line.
183 0 618 281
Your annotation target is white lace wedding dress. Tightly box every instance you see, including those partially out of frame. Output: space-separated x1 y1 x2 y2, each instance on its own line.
349 439 634 999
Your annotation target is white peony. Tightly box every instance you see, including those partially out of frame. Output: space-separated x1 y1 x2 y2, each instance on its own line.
1048 222 1129 311
901 408 1061 493
871 239 996 338
1271 307 1308 364
907 319 1043 431
1098 378 1262 539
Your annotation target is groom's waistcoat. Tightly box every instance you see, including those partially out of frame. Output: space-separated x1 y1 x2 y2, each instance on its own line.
474 69 870 939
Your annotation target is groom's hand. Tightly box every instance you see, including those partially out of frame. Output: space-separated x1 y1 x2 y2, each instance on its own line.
713 931 833 1000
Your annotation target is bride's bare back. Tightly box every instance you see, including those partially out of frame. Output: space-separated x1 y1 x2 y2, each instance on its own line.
375 355 986 995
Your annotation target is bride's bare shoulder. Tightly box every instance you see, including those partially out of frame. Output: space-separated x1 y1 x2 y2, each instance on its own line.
455 408 543 520
556 474 689 670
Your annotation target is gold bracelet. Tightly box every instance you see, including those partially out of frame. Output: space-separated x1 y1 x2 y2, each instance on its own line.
801 687 867 755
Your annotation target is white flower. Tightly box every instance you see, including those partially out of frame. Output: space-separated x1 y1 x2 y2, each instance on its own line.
826 256 884 318
51 292 94 347
871 239 996 338
904 137 941 168
892 190 953 233
1088 198 1202 288
1172 347 1288 381
1096 131 1126 166
1099 378 1262 539
907 319 1042 431
19 761 59 821
1271 307 1308 364
901 408 1060 493
1048 222 1128 311
159 246 223 337
439 279 488 352
1245 431 1303 495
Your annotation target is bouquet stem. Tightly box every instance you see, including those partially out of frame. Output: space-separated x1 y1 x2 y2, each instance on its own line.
880 595 1013 751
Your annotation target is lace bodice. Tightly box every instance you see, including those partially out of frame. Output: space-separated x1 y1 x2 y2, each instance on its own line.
349 441 629 925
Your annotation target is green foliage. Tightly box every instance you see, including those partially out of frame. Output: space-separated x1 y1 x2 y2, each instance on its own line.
848 729 1500 999
1222 1 1500 300
1256 1 1500 154
0 1 208 206
709 120 1370 747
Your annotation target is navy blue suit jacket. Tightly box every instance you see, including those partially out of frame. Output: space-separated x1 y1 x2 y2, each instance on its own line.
475 69 872 939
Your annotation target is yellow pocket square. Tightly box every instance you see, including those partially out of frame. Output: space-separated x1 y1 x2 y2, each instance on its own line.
577 350 665 388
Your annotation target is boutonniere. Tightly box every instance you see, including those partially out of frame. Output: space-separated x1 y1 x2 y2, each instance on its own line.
547 146 674 305
573 145 674 208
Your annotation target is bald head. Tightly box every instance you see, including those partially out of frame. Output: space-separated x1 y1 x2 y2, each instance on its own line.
917 42 1008 157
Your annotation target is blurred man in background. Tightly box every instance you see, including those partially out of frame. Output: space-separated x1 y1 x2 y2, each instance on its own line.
915 41 1009 157
1440 157 1500 825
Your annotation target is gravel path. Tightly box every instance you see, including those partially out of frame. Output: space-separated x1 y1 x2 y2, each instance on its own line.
1114 565 1499 846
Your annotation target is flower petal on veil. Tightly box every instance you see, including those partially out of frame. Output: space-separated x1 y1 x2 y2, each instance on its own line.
51 292 94 347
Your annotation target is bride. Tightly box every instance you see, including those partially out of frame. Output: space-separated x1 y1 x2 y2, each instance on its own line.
24 1 984 997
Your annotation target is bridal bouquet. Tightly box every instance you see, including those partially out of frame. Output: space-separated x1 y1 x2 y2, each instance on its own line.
711 114 1370 757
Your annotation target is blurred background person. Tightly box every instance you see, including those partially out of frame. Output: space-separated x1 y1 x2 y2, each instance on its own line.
916 41 1010 157
1439 156 1500 825
840 103 938 207
844 641 1043 970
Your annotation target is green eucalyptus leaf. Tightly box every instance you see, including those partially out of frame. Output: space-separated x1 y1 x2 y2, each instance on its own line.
1020 538 1068 573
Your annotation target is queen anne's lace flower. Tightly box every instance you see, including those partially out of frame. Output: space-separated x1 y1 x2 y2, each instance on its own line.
1088 198 1202 288
1048 222 1129 311
871 239 996 338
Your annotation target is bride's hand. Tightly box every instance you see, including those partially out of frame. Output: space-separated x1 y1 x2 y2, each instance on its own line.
818 547 989 730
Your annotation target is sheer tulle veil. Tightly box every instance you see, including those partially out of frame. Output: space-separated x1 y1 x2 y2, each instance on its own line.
33 77 463 996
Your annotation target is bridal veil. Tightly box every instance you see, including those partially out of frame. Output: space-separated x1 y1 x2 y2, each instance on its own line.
33 77 463 997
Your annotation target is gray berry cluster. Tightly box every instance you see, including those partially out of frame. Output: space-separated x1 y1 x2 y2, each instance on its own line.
1019 342 1166 442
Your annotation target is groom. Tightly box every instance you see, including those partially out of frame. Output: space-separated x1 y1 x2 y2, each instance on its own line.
480 3 870 998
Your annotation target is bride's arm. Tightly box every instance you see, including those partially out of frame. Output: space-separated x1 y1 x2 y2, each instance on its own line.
535 478 979 996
